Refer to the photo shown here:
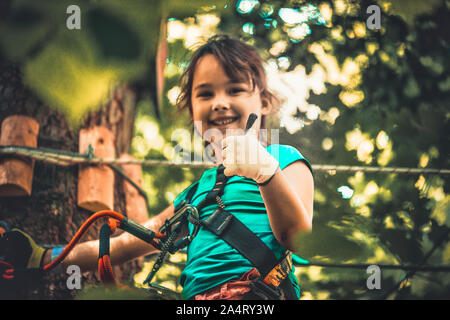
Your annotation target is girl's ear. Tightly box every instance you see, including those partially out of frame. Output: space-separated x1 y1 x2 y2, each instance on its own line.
260 96 273 116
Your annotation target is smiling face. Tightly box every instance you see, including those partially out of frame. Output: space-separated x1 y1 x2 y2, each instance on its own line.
191 54 272 144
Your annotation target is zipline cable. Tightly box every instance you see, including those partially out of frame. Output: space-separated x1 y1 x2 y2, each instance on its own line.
293 262 450 272
1 145 449 175
151 250 450 273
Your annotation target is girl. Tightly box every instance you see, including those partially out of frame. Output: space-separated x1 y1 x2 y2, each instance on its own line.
3 35 314 300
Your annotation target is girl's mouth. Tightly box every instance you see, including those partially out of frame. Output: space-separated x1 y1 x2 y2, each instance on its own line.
209 116 239 126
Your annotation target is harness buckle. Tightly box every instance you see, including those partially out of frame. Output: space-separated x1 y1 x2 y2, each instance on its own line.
263 251 293 287
248 278 283 300
246 252 293 300
202 208 233 236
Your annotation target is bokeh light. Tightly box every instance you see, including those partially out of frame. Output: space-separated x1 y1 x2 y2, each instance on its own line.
338 186 354 199
236 0 259 14
242 22 255 34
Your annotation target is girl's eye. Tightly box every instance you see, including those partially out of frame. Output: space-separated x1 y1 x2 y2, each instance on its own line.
197 91 213 98
229 87 246 94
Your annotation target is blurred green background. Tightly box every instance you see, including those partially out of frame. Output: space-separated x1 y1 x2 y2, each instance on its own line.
1 0 449 299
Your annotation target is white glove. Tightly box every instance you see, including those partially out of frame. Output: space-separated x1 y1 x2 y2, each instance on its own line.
221 130 279 185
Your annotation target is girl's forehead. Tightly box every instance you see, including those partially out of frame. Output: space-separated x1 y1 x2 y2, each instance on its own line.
194 54 225 77
193 54 250 85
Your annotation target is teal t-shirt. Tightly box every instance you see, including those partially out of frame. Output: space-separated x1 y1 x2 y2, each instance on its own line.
173 144 313 300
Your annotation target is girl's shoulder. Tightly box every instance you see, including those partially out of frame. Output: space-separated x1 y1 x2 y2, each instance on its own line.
173 167 217 207
266 144 313 174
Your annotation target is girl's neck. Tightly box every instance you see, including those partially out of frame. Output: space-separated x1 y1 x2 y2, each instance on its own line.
209 141 223 164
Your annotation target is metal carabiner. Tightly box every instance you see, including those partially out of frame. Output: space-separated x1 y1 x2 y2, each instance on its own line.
160 201 192 234
143 203 203 285
163 203 201 253
186 205 201 242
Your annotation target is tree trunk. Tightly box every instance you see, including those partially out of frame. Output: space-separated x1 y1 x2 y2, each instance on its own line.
0 62 143 299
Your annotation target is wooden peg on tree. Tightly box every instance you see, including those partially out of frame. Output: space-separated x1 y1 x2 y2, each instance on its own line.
0 115 39 197
119 154 148 223
77 126 115 212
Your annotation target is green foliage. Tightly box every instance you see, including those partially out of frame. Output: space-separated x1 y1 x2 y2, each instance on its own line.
0 0 224 125
2 0 448 299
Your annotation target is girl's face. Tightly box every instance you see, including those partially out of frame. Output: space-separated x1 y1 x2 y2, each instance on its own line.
191 54 272 144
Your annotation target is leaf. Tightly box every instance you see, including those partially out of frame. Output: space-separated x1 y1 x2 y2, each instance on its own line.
0 4 48 61
387 0 442 27
380 228 426 263
23 34 119 126
87 8 141 61
293 224 367 261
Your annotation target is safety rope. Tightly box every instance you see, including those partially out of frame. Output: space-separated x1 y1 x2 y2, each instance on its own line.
43 210 126 272
1 145 449 175
1 210 166 286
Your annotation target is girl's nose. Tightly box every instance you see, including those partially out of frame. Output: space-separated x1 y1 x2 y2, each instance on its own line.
211 100 230 111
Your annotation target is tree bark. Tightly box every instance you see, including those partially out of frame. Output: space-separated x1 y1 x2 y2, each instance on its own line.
0 62 143 299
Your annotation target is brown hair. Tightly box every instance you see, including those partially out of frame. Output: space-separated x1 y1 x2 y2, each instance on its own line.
176 34 279 129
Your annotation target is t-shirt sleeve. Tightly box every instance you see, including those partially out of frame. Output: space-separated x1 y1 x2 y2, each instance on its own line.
173 181 199 209
266 144 314 175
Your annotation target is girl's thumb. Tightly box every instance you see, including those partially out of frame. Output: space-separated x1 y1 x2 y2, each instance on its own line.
245 113 258 136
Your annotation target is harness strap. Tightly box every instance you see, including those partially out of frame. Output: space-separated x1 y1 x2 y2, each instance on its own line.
196 165 228 212
201 207 297 300
202 207 278 276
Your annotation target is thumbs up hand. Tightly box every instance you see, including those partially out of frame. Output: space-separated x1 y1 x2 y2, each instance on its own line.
221 114 279 185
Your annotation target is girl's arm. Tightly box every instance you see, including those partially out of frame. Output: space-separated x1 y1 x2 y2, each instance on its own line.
258 161 314 250
221 129 314 251
42 204 176 272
